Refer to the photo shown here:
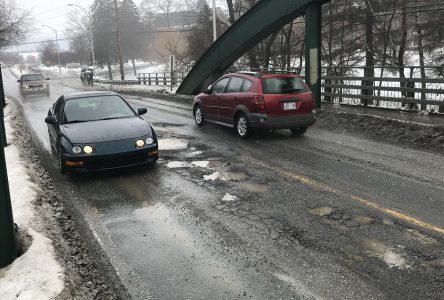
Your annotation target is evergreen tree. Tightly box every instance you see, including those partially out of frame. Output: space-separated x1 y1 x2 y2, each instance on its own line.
92 0 117 77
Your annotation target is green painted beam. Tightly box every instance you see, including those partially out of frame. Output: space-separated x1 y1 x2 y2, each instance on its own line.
177 0 330 95
305 2 322 109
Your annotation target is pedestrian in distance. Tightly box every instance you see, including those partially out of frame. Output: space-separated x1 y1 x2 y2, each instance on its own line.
87 70 94 86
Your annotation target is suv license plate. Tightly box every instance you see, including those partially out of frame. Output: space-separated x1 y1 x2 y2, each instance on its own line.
283 102 296 110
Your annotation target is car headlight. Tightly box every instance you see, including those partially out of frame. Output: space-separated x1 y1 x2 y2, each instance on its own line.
136 139 145 147
83 145 93 154
145 137 154 145
72 146 82 154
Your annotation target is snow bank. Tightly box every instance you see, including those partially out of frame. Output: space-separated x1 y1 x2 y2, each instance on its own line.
0 104 64 300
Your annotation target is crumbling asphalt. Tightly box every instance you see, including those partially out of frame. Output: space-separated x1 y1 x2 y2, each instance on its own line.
6 99 127 300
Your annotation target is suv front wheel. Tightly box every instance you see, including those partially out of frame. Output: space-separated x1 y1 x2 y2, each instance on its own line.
235 113 252 139
290 127 307 136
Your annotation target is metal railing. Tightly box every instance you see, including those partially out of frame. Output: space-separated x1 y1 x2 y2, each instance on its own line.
101 66 444 111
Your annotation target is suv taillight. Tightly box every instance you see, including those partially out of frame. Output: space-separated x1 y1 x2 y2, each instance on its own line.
253 95 265 110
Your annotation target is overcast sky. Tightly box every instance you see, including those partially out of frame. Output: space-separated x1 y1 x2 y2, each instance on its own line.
11 0 227 53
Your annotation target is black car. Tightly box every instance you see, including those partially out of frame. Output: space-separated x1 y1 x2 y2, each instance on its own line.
45 91 158 174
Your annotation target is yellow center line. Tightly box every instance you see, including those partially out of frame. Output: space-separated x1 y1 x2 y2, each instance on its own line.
250 158 444 235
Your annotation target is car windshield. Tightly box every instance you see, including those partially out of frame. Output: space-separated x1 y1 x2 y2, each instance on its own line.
63 95 136 123
262 77 307 94
22 74 45 81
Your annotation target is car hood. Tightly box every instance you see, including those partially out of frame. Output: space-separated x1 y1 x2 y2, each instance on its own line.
60 117 152 144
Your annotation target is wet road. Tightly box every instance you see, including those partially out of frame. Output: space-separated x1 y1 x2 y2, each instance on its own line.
3 68 444 299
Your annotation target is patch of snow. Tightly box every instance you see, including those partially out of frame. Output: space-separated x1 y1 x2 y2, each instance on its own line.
203 172 223 181
158 138 188 150
191 161 209 168
221 193 237 202
0 115 64 299
185 150 204 157
361 239 410 269
167 161 192 168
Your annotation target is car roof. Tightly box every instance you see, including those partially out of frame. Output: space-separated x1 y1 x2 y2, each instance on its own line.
64 91 118 100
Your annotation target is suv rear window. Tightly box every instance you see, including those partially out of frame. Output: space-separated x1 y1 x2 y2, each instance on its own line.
262 77 307 94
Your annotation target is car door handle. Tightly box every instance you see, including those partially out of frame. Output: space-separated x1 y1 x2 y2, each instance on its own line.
233 96 238 100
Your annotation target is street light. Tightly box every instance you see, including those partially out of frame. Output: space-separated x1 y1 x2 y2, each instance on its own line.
41 25 61 76
67 3 96 70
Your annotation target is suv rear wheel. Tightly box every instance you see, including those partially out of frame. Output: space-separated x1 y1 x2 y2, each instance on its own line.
194 104 205 126
290 127 307 136
235 113 252 139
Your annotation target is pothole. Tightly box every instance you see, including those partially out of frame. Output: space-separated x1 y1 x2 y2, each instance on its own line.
308 206 336 217
158 138 188 150
241 183 269 193
421 258 444 271
404 229 439 246
361 239 410 269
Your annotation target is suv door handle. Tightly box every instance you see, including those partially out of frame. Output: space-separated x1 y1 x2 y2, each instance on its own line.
233 96 238 100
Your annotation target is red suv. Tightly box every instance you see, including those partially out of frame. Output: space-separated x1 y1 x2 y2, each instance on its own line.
192 72 316 138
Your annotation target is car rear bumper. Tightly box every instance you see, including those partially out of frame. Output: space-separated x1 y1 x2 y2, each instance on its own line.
246 112 316 129
22 88 49 95
61 146 158 173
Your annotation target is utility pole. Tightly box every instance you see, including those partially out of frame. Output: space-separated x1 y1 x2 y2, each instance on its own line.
212 0 217 41
0 64 17 268
42 25 62 76
113 0 125 80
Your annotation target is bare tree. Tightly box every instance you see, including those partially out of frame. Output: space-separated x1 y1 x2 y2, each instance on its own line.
0 0 31 49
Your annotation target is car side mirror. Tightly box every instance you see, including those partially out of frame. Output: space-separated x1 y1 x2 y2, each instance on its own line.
45 116 58 124
138 108 147 116
17 79 21 83
46 77 50 80
202 88 211 94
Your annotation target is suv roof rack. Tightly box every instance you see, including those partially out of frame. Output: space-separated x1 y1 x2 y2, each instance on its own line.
236 70 300 78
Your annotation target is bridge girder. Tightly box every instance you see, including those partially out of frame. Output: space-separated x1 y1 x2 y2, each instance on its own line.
177 0 330 108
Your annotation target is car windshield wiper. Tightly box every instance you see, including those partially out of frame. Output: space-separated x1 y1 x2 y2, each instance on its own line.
64 120 89 124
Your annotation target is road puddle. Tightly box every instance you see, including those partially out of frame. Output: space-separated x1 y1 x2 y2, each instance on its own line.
361 239 410 269
158 138 188 150
404 229 439 245
242 183 269 193
308 206 336 217
353 215 373 225
124 204 242 297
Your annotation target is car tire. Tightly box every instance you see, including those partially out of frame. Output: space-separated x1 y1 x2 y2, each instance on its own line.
290 127 307 136
235 113 252 139
57 150 66 175
194 105 205 127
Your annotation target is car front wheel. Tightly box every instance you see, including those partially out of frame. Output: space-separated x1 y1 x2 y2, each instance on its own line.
236 113 252 139
194 105 205 127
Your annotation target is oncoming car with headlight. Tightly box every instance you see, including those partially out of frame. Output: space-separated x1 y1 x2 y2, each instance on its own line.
45 91 158 174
